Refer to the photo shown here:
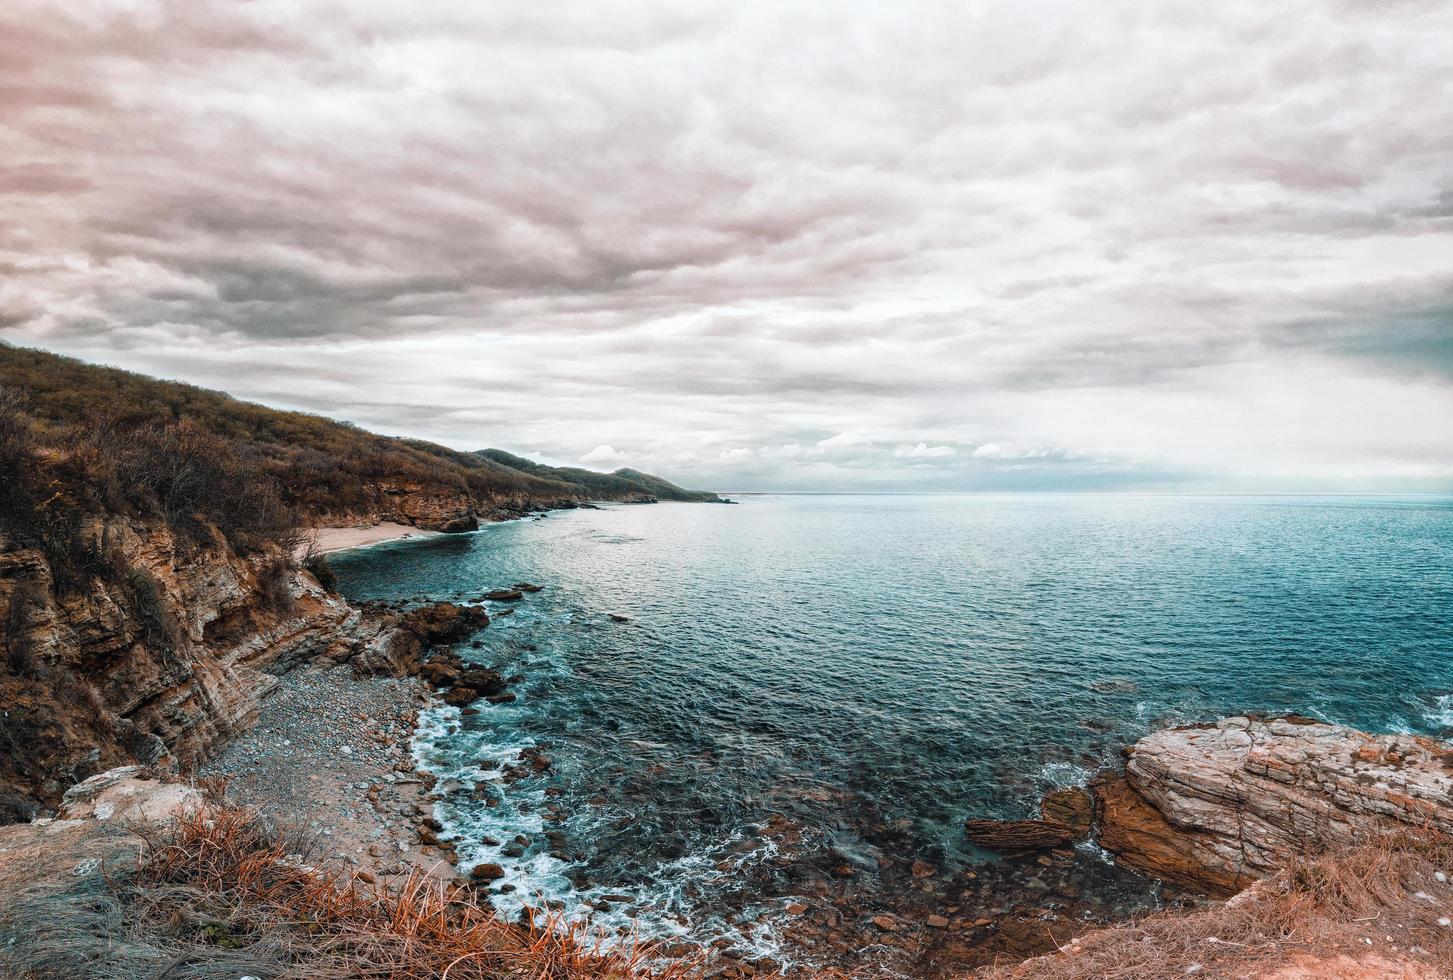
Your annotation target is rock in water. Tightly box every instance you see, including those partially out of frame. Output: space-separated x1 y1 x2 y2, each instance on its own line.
470 862 506 881
1040 787 1094 834
963 818 1076 851
1098 715 1453 895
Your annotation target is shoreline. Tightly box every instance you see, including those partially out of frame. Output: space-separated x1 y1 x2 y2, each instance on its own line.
198 668 457 890
308 521 444 555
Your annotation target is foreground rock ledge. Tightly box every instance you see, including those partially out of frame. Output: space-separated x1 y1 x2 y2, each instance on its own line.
1097 715 1453 895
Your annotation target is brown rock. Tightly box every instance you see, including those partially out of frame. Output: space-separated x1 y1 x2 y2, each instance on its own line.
482 589 524 602
911 859 937 878
1041 786 1094 834
456 668 506 696
926 914 950 929
963 818 1075 851
870 914 899 931
398 602 490 645
470 862 506 881
1097 716 1453 896
441 687 477 707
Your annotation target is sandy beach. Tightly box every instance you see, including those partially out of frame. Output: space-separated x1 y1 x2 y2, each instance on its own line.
307 521 443 555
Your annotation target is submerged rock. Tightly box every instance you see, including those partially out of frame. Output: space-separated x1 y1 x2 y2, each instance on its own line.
963 818 1076 851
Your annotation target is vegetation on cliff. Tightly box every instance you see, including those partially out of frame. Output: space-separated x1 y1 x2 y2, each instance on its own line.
0 344 720 540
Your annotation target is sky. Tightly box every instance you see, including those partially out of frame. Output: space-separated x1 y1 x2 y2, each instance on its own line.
2 1 1451 492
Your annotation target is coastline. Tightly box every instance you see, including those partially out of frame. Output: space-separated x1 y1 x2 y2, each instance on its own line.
308 521 444 555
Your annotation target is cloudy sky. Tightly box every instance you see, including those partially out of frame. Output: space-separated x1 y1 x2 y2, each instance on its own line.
2 1 1451 491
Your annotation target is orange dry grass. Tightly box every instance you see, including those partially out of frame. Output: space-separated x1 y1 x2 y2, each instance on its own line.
132 803 698 980
975 829 1453 979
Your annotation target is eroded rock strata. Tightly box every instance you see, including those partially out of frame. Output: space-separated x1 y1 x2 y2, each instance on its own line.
1096 715 1453 895
0 514 491 822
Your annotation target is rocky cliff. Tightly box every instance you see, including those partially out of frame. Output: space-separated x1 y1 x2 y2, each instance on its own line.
1096 715 1453 895
0 515 400 822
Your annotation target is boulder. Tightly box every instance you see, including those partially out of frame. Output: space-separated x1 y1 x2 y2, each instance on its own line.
470 862 506 881
455 668 506 697
481 590 524 602
398 603 489 645
441 687 477 707
58 767 202 824
1097 716 1453 895
418 659 462 689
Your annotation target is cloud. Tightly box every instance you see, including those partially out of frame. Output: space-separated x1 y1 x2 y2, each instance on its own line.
972 443 1004 459
898 443 955 459
579 444 623 465
815 433 868 451
1 0 1451 490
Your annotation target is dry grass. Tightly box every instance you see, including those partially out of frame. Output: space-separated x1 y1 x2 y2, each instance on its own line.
0 801 699 980
975 829 1453 979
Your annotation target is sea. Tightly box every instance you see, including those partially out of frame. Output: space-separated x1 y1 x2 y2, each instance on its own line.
330 493 1453 962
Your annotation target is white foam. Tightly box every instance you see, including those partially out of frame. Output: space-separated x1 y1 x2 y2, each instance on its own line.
412 700 809 963
1425 694 1453 730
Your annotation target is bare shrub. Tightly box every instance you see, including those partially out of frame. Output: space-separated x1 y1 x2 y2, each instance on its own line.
297 534 339 592
2 578 42 676
256 556 296 617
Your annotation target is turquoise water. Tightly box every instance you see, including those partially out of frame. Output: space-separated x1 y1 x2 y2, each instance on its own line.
332 494 1453 954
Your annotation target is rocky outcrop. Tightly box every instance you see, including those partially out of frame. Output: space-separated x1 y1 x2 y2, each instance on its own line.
1097 716 1453 895
56 765 203 824
0 516 383 819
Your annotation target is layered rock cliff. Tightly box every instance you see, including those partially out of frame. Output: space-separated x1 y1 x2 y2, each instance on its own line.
1096 715 1453 895
0 515 393 822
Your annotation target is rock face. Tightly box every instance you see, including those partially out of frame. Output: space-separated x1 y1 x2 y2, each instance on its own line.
1098 716 1453 895
0 516 390 820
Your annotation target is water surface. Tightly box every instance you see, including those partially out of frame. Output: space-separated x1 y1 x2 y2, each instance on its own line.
333 494 1453 956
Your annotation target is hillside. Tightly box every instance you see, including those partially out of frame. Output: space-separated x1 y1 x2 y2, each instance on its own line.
0 343 720 539
476 448 723 502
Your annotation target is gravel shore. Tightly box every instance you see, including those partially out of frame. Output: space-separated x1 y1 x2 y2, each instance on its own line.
199 667 455 889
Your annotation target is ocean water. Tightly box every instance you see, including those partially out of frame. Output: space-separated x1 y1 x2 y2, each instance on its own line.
332 494 1453 957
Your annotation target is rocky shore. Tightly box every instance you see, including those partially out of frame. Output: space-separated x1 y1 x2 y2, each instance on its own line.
3 504 1451 977
197 668 447 888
